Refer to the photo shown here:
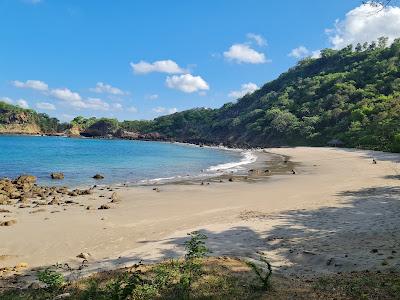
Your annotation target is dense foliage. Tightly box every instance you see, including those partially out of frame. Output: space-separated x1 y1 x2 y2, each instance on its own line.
146 38 400 151
0 101 63 133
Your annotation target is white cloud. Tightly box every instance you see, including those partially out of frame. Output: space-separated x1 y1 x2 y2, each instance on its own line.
90 82 126 95
36 102 56 110
127 106 138 113
51 88 82 102
13 80 48 91
327 3 400 49
112 103 123 110
228 82 259 99
166 74 209 93
152 106 177 114
145 94 159 100
130 60 184 74
76 98 110 111
288 46 310 59
223 44 267 64
16 99 29 109
288 46 321 59
246 33 267 46
0 97 13 104
311 50 321 59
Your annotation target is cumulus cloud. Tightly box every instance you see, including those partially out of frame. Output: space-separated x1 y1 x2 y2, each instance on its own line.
0 97 13 104
127 106 138 113
223 44 267 64
166 74 209 93
112 103 123 110
327 3 400 49
90 82 126 95
13 80 48 91
74 98 110 111
50 88 82 102
36 102 56 110
228 82 259 99
246 33 267 46
152 107 177 114
288 46 321 59
130 60 184 74
288 46 310 59
16 99 29 109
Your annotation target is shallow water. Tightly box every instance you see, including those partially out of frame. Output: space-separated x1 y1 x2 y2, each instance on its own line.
0 135 246 187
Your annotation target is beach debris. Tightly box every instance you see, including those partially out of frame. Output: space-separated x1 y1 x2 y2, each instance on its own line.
228 177 233 182
291 169 296 175
76 252 91 260
110 192 120 203
93 174 105 179
0 208 11 213
86 205 94 210
0 219 17 226
153 187 160 192
372 158 377 164
51 172 65 180
98 204 111 210
30 208 47 214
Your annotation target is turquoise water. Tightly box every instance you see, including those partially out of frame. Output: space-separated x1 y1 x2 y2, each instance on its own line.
0 135 245 187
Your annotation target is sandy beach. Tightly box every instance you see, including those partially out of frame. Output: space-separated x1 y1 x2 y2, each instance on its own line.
1 147 400 284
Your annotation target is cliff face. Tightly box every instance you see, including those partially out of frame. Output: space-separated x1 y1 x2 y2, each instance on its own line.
0 111 42 135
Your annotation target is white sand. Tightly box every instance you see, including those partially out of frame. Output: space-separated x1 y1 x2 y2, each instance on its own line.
1 147 400 279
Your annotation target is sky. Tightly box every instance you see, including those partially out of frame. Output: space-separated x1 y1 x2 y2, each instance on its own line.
1 0 400 122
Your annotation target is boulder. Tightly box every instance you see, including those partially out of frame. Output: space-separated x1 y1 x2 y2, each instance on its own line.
51 173 64 180
0 194 11 205
14 175 37 185
93 174 105 180
110 192 120 203
98 204 110 210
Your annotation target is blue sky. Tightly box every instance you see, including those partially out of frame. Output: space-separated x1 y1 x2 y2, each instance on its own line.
1 0 399 121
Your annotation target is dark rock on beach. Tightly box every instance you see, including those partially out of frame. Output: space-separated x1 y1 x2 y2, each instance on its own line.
93 174 105 180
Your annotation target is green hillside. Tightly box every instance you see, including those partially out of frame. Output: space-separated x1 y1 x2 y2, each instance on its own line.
147 38 400 151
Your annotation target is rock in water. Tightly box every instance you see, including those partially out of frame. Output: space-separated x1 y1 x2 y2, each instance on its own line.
93 174 105 180
51 173 65 180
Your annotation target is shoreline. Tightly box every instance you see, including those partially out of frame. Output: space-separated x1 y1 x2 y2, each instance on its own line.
1 146 400 288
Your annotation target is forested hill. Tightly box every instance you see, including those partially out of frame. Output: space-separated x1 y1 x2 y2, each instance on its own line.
0 101 64 134
1 38 400 152
146 38 400 151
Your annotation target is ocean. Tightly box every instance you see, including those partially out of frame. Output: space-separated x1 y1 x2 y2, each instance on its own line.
0 135 255 187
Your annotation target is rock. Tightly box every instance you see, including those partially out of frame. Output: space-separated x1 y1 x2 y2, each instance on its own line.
0 209 11 213
15 262 28 269
53 293 71 299
0 219 17 226
110 192 120 203
86 205 93 210
28 282 42 289
371 249 378 253
98 204 110 210
93 174 104 180
0 194 11 205
51 172 64 180
228 178 233 182
76 252 91 259
48 198 60 205
15 175 37 185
